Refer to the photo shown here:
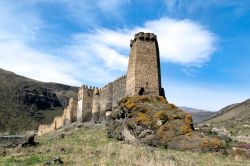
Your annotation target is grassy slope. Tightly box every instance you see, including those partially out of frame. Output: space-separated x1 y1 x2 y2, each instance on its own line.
204 99 250 136
0 125 248 166
0 68 78 133
206 100 250 123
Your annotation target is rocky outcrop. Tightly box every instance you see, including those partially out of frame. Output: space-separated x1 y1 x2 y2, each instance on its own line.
106 96 226 152
0 132 36 148
15 86 61 110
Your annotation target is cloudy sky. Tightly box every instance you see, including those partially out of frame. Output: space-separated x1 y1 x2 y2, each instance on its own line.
0 0 250 111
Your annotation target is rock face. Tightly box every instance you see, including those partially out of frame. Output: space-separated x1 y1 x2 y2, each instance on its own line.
0 68 78 132
16 86 61 110
106 96 226 152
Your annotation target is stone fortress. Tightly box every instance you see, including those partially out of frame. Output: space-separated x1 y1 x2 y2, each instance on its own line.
38 32 165 135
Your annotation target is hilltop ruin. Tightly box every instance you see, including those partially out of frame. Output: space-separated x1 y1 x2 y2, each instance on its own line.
37 32 165 135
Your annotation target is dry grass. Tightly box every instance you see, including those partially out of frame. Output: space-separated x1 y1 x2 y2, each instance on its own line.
0 124 249 166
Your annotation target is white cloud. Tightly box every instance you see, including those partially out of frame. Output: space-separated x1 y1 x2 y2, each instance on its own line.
71 17 217 70
138 18 217 65
0 1 124 86
0 40 80 85
0 1 217 88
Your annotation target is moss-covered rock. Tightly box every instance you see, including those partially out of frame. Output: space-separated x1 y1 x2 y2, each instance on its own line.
106 96 226 152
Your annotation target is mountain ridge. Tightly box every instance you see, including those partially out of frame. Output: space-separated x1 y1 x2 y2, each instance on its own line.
0 68 78 133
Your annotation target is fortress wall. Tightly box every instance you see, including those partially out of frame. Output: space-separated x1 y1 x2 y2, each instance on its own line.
112 75 127 106
92 88 100 123
37 116 64 136
54 116 64 129
37 123 55 136
37 97 77 136
98 83 113 120
62 97 77 124
68 97 77 122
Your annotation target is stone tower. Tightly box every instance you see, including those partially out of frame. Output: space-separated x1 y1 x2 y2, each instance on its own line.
126 32 165 97
77 85 94 122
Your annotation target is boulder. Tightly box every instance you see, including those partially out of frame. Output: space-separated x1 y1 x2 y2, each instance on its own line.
106 96 226 152
0 132 36 148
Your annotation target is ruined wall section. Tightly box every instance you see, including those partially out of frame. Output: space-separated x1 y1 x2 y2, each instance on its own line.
37 97 77 136
98 83 113 121
92 88 100 123
91 75 126 122
112 75 126 106
63 97 77 124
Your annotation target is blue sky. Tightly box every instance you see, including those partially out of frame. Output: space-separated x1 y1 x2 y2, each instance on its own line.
0 0 250 111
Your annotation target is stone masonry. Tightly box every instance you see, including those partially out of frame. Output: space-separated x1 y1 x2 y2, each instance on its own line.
37 97 77 136
126 32 165 97
37 32 165 135
77 32 165 123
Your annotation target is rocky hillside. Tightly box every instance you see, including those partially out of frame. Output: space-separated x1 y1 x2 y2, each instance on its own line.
179 107 214 123
1 124 249 165
107 96 227 152
203 99 250 136
0 68 78 133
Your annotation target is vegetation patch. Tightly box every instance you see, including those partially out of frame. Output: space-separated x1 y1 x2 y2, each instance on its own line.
0 124 248 165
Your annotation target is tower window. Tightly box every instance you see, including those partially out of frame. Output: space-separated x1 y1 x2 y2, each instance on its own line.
87 103 91 109
139 87 145 96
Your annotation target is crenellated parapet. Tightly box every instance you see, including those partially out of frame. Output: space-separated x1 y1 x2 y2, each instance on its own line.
113 75 127 84
79 84 97 90
130 32 157 48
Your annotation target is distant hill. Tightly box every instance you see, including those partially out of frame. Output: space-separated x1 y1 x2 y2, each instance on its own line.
179 107 214 123
0 68 78 133
203 99 250 136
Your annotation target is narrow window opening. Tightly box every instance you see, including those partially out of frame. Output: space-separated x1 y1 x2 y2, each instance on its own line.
87 103 90 109
139 87 145 96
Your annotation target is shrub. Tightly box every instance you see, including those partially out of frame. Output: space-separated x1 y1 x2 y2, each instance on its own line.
211 137 222 149
154 111 168 121
180 125 192 134
169 104 177 109
201 138 209 149
125 101 136 110
159 96 168 104
135 112 151 126
183 114 193 125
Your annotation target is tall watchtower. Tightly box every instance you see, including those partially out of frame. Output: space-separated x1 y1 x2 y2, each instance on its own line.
125 32 165 97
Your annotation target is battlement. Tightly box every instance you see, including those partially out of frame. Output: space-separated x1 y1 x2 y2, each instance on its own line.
113 75 127 83
79 85 97 90
130 32 157 47
99 82 112 92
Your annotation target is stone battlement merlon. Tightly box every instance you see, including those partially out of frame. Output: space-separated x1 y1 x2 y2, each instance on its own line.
114 75 127 83
130 32 157 48
79 84 98 90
